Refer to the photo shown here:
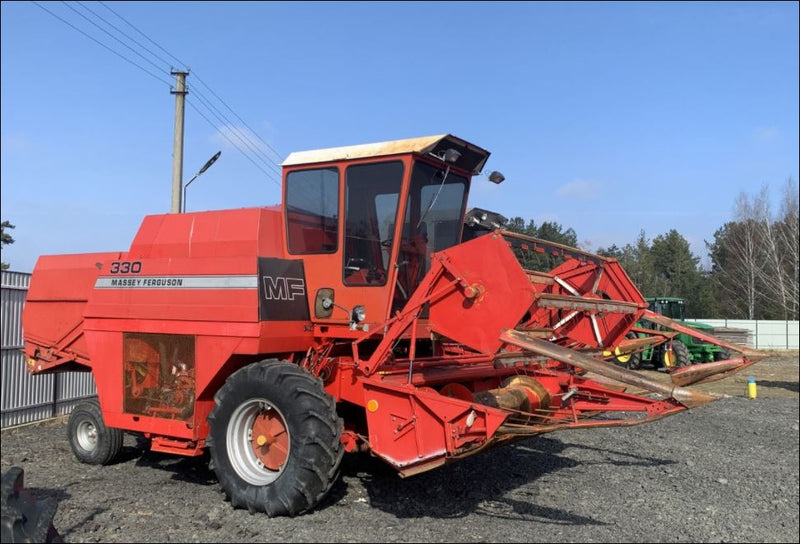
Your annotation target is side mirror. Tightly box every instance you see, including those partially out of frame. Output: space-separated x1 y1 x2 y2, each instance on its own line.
315 288 335 318
488 171 505 184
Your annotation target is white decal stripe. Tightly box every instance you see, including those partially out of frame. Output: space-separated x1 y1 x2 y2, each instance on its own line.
95 275 259 289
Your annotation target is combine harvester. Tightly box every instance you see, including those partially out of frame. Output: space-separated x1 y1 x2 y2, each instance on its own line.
21 134 766 517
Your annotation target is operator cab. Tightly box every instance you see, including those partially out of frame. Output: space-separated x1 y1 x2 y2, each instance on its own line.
281 134 497 327
649 297 686 320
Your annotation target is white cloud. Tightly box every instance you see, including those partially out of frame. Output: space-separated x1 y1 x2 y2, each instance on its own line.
556 179 601 200
755 126 779 141
0 133 31 152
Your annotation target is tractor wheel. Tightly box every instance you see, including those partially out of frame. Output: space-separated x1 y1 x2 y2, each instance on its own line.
664 340 691 370
67 399 123 465
622 351 642 370
612 348 641 370
613 332 641 370
207 360 344 517
713 348 731 362
1 467 63 543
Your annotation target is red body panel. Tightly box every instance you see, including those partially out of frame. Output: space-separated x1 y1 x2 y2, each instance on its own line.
23 252 122 367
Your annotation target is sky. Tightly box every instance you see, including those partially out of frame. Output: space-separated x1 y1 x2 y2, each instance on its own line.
1 1 798 273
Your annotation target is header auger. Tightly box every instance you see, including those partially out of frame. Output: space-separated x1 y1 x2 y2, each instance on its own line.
21 134 766 516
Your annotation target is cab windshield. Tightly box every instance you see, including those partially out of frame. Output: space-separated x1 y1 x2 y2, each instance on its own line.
341 158 468 311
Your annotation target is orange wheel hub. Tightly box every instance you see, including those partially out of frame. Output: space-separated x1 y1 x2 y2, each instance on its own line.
249 410 289 470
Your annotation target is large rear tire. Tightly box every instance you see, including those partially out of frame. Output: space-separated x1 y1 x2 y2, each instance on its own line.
67 399 123 465
207 360 344 517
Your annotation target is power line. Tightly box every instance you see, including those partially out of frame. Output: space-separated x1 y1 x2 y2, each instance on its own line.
182 86 285 182
93 1 282 164
76 1 174 71
99 2 282 165
187 100 281 187
191 74 284 164
61 1 169 78
189 89 282 178
32 1 172 87
33 1 285 183
98 1 188 70
73 0 280 171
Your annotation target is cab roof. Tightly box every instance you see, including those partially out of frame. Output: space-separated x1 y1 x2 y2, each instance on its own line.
282 134 490 174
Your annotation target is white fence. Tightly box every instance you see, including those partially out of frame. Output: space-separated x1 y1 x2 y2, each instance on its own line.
684 319 799 350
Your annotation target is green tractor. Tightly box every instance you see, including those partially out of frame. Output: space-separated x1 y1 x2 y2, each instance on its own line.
618 297 730 371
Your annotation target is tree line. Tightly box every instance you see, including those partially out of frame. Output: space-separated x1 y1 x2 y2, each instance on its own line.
503 178 799 320
2 179 797 320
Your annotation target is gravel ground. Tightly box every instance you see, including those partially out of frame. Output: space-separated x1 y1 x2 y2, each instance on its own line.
2 355 798 543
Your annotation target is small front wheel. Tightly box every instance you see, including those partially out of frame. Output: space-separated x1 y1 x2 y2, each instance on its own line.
67 399 123 465
613 332 642 370
713 348 731 362
663 340 691 370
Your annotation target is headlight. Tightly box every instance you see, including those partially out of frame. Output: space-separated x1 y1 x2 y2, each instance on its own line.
352 305 366 323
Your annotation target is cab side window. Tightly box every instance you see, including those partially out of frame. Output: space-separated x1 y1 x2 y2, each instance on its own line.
286 168 339 254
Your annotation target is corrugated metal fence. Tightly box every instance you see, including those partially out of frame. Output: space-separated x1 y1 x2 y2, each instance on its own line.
1 270 96 429
2 270 798 429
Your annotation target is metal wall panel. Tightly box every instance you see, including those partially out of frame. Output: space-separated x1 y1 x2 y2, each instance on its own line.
1 271 97 428
1 270 27 348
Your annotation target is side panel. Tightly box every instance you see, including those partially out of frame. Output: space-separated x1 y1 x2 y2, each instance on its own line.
82 252 315 440
85 256 259 323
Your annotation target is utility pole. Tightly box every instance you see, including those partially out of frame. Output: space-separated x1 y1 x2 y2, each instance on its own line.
170 69 189 213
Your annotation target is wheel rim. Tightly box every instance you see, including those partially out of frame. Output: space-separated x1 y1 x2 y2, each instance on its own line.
76 420 98 452
614 346 631 364
227 398 290 486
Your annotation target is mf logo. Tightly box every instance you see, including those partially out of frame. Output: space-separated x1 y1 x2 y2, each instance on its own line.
262 276 306 301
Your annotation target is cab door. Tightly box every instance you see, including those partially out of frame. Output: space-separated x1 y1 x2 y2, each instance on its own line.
284 160 407 329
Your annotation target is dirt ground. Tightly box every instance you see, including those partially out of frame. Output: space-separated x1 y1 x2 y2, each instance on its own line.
1 351 797 543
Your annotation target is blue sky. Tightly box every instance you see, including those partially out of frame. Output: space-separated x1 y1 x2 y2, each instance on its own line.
2 1 798 273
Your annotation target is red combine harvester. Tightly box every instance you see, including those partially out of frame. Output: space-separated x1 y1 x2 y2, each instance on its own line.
21 134 765 516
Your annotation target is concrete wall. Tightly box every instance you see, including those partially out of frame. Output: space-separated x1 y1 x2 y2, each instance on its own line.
684 318 799 350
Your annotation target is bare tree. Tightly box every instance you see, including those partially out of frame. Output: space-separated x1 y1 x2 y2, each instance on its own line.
776 178 799 318
750 185 788 317
706 193 765 319
745 180 800 319
709 180 800 320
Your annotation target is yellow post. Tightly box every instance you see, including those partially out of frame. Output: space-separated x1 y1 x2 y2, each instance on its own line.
747 376 757 399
